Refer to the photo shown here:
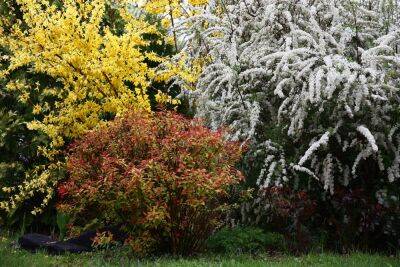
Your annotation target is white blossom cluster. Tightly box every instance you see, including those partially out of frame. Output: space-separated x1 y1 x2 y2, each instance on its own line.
181 0 400 194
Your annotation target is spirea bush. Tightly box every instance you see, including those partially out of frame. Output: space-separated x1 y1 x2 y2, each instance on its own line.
56 110 244 256
180 0 400 250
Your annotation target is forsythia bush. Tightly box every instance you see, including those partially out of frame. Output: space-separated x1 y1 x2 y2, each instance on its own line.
57 110 244 255
0 0 160 216
1 0 159 145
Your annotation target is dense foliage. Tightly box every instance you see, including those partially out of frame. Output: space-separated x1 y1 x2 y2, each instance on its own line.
1 0 400 256
57 110 244 255
206 227 285 254
0 1 55 227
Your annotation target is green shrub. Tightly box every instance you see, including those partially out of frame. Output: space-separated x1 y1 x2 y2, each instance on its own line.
206 227 285 254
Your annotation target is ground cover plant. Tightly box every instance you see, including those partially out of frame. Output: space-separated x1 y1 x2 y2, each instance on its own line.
206 227 286 254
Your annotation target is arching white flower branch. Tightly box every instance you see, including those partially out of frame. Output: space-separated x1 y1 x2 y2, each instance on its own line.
179 0 400 194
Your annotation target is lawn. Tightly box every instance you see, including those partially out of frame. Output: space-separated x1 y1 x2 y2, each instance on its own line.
0 236 399 267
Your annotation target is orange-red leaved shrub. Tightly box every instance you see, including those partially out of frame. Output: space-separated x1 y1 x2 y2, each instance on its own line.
57 110 244 255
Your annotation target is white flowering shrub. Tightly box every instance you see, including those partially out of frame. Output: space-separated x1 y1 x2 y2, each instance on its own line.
182 0 400 193
178 0 400 250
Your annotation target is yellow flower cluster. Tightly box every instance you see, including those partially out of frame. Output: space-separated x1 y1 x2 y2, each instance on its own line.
1 0 159 144
0 163 58 215
156 54 207 91
0 0 207 215
155 90 181 106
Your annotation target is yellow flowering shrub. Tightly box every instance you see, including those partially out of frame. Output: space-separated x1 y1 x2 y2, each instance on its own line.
1 0 159 144
0 0 207 216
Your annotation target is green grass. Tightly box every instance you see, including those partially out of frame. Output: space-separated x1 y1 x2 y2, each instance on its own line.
0 236 399 267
